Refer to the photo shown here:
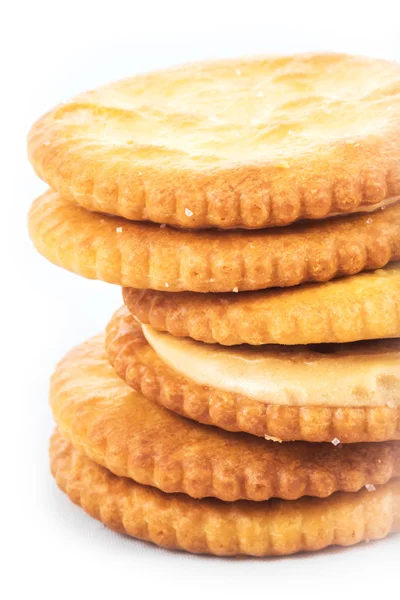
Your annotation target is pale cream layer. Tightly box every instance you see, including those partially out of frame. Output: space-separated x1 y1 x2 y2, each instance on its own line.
142 324 400 407
330 195 400 216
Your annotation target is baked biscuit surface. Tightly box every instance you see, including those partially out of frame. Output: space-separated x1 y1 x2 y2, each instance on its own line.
29 54 400 229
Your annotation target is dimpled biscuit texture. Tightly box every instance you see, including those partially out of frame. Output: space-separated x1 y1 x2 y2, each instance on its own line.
29 53 400 229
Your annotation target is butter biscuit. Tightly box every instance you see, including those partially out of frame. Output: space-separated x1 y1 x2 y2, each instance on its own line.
123 264 400 345
28 190 400 292
29 54 400 230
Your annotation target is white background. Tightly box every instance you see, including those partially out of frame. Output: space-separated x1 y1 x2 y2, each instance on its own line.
2 2 400 599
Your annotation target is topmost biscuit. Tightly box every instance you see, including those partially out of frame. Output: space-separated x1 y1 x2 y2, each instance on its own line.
28 53 400 229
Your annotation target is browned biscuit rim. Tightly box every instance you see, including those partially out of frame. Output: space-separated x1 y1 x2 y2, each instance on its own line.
28 190 400 293
50 430 400 556
29 54 400 230
50 329 400 500
123 264 400 345
106 308 400 443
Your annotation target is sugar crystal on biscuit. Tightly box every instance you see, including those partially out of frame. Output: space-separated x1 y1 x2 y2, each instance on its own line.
365 484 376 492
331 438 341 446
116 227 123 233
185 208 193 217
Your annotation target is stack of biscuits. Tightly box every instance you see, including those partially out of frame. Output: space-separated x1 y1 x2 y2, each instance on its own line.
28 53 400 556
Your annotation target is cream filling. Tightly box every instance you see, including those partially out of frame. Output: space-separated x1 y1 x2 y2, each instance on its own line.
329 195 400 217
142 324 400 407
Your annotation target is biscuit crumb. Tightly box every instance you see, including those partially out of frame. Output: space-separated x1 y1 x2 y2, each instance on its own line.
264 435 283 443
116 227 123 233
232 286 239 293
331 438 341 446
185 208 193 217
365 484 376 492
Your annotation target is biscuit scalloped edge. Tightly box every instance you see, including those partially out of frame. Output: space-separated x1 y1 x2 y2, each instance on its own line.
28 191 400 293
29 124 400 229
50 431 400 556
122 265 400 345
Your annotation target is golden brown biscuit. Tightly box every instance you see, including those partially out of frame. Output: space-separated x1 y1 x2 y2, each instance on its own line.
123 264 400 345
29 54 400 230
28 191 400 293
50 431 400 556
50 331 400 499
106 308 400 443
